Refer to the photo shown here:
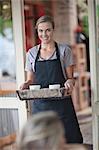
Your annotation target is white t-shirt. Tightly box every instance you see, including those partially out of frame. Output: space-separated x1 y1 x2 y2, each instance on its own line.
25 43 75 80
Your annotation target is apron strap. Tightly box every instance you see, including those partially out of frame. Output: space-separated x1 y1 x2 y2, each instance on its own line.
34 45 41 71
34 42 60 71
55 42 60 59
35 45 41 62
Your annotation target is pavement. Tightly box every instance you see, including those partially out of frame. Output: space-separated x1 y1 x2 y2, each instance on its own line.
77 107 93 147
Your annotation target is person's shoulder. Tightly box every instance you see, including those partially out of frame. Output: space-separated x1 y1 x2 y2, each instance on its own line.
57 43 72 55
28 44 40 53
57 43 71 49
27 44 40 58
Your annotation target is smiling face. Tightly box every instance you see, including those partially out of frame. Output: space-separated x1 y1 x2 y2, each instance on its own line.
37 22 54 45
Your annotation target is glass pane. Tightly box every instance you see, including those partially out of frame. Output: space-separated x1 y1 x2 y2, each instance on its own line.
0 0 16 97
24 0 77 51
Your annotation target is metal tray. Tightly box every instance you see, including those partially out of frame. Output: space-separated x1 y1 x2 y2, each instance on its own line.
16 88 70 101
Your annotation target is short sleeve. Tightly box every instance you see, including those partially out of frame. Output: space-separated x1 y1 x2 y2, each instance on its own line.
25 52 33 72
25 46 39 72
64 45 75 67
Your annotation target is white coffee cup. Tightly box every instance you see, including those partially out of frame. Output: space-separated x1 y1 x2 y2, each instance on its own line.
49 84 60 90
29 85 41 90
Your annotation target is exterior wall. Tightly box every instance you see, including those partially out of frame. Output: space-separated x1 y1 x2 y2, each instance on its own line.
52 0 77 45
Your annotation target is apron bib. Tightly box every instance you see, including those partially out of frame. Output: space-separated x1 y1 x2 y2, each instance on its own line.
31 42 83 143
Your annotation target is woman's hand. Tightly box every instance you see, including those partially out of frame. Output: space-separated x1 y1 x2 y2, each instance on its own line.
19 72 34 90
64 79 75 94
19 82 29 90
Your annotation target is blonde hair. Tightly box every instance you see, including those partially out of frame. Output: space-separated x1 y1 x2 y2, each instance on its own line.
35 15 55 29
17 111 64 150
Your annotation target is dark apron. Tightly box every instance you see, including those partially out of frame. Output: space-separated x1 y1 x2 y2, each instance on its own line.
31 43 83 143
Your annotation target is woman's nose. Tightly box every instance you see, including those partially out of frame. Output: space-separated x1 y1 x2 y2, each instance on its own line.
42 31 46 36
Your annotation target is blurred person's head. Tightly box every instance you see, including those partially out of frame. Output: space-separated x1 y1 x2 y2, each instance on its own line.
17 111 65 150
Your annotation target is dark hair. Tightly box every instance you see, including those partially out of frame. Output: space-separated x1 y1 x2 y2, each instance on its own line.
35 15 55 29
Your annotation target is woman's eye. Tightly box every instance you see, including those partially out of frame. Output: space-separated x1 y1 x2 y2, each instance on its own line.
39 29 43 32
46 29 51 32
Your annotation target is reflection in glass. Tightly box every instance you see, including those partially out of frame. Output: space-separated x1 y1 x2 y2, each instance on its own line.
0 0 16 96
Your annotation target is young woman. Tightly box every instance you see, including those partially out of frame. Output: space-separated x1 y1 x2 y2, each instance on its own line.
20 15 83 143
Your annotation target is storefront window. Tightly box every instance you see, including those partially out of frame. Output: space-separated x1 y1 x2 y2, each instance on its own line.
0 0 16 96
24 0 77 51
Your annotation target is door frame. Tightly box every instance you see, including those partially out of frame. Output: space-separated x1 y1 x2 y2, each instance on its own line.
11 0 27 130
88 0 99 149
0 0 27 134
